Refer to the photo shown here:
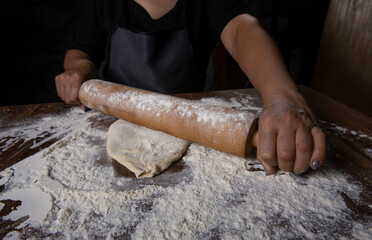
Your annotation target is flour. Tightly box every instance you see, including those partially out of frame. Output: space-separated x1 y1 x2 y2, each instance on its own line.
200 96 262 113
1 187 52 222
1 100 371 239
319 119 372 158
82 80 256 129
318 120 372 141
0 106 96 153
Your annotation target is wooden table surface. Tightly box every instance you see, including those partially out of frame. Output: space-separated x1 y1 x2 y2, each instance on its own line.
1 86 371 238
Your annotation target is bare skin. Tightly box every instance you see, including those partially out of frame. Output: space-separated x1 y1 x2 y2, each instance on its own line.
56 1 326 175
55 0 176 104
55 50 98 105
134 0 178 20
221 14 326 174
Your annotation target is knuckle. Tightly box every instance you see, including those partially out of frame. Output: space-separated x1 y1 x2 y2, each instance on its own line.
258 151 277 166
301 114 313 125
301 120 313 129
72 72 82 80
259 151 274 161
259 113 276 125
276 110 296 126
70 73 78 80
278 149 294 162
281 113 294 125
296 141 313 152
258 122 275 133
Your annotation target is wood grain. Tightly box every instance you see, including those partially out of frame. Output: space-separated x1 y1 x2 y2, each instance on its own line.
1 86 371 239
299 86 372 161
312 0 372 116
79 80 259 157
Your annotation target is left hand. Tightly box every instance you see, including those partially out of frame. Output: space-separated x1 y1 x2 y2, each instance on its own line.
256 93 326 175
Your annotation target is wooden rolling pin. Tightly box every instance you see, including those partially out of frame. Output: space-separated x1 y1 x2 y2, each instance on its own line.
79 79 259 157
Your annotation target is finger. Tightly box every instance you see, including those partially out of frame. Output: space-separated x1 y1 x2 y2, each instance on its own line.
256 152 277 176
258 119 278 166
293 126 313 174
69 83 81 105
60 77 66 102
310 127 326 170
55 75 61 98
276 127 296 172
64 80 72 104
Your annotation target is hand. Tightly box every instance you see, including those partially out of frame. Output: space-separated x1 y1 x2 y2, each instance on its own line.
55 49 97 106
55 70 87 105
256 93 326 175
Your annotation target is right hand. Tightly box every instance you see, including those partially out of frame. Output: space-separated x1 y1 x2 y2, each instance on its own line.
55 70 87 105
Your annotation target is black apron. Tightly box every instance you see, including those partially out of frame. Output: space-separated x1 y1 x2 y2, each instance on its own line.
107 0 202 94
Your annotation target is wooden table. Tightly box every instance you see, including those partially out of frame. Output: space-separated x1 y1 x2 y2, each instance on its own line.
1 86 371 238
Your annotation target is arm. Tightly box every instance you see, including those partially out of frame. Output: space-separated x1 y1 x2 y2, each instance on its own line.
221 14 326 174
55 49 98 105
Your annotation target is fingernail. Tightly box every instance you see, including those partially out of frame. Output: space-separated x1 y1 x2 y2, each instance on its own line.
264 167 276 176
311 160 320 170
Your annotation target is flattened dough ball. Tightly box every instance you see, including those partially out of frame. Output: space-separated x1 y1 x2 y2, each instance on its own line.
107 120 190 178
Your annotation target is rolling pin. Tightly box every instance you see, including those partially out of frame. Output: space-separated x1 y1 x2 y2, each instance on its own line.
79 79 259 158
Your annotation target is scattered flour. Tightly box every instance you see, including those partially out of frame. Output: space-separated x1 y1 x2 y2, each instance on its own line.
1 100 371 239
1 187 52 223
318 120 372 158
0 106 98 153
2 231 20 240
318 120 372 140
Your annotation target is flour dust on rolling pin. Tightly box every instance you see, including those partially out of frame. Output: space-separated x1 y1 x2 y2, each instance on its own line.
80 80 259 157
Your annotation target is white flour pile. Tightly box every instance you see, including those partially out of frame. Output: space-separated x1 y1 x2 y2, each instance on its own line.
1 97 372 239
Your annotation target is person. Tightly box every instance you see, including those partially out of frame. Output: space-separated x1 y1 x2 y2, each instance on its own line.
55 0 326 175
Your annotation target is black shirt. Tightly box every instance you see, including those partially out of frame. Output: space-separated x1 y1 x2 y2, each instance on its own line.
69 0 261 82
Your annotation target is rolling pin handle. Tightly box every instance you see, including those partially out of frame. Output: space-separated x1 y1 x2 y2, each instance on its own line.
251 130 258 148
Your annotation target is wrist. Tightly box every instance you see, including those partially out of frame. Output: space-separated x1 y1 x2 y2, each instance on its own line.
67 59 98 78
260 87 317 123
260 84 299 106
64 50 98 79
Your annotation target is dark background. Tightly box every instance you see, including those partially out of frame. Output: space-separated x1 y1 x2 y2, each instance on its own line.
0 0 330 106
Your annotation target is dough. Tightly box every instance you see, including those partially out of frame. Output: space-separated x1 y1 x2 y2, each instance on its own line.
107 120 190 178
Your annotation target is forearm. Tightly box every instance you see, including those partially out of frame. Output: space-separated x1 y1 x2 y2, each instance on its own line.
221 14 298 103
221 14 326 175
64 49 98 79
56 49 98 105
